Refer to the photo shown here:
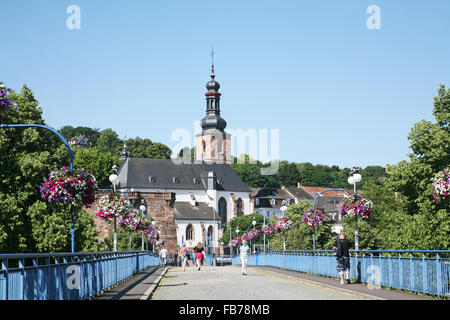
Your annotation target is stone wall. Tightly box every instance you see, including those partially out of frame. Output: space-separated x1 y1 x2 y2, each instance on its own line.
87 191 177 254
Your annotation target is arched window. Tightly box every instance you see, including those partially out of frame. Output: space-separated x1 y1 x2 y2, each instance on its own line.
186 224 194 241
218 197 227 225
207 226 214 243
202 140 206 152
237 198 244 217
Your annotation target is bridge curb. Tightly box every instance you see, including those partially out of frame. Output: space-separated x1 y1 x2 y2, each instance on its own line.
140 267 169 300
252 267 385 300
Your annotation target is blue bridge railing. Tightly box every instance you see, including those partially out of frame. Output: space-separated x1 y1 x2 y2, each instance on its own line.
232 250 450 297
0 251 161 300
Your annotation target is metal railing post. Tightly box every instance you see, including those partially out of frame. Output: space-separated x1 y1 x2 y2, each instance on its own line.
422 253 428 294
435 254 443 296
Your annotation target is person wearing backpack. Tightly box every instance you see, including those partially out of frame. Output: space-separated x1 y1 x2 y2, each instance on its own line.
178 243 189 271
333 233 352 285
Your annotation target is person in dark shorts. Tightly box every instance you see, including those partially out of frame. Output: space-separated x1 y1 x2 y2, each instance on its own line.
333 233 352 285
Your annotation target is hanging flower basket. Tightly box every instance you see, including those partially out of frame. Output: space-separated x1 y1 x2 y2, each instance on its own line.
229 236 241 247
274 217 293 232
40 167 98 207
261 224 275 235
432 168 449 204
247 229 259 239
97 192 132 220
117 209 146 231
0 84 18 136
339 194 374 219
302 209 327 228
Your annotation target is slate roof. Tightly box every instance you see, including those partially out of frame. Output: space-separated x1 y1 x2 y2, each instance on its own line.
69 135 88 145
250 188 296 209
174 202 221 221
117 158 251 192
313 196 343 213
282 187 314 200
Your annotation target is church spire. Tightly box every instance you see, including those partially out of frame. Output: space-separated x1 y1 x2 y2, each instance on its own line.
211 45 215 79
201 49 226 133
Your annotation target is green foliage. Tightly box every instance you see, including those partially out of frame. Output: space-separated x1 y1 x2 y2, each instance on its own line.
59 125 100 146
269 201 335 250
124 137 153 158
73 146 120 189
0 84 101 253
96 128 123 155
231 155 386 189
104 227 146 251
146 142 172 159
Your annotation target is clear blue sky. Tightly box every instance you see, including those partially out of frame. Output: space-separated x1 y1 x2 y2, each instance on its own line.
2 0 449 169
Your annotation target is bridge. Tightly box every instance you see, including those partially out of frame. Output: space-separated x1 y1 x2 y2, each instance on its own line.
0 250 448 300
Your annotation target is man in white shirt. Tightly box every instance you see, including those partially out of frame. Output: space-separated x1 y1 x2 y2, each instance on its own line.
159 247 168 267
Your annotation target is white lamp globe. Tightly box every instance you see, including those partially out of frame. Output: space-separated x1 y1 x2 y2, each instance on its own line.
236 229 239 234
109 174 119 186
252 220 256 226
353 173 362 183
280 205 288 213
140 204 146 212
347 176 355 185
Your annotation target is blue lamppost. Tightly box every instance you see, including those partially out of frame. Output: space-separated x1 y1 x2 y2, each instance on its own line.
0 124 77 252
347 167 362 251
261 211 277 252
108 167 120 252
280 203 289 251
312 188 345 251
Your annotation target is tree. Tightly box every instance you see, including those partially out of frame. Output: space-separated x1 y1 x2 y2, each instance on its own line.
73 146 120 189
147 142 172 159
124 137 153 158
59 125 100 146
96 128 123 156
0 84 102 253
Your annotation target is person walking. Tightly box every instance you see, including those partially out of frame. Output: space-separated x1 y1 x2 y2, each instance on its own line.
159 246 168 268
240 240 250 275
194 242 205 271
178 243 189 271
333 233 352 285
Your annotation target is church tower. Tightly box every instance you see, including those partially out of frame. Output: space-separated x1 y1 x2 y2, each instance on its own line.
195 52 231 164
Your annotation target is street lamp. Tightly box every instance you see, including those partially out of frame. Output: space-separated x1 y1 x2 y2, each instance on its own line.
280 203 289 251
139 199 147 251
151 220 156 252
109 166 120 252
348 166 362 251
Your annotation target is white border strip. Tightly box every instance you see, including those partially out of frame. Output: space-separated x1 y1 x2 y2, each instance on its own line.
140 267 168 300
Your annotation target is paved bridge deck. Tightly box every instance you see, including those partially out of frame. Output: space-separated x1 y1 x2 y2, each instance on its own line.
94 264 437 300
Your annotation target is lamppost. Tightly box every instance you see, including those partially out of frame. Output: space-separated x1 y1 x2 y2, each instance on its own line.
0 123 77 252
151 220 156 253
348 167 362 251
139 199 147 251
109 166 120 252
262 211 277 252
280 203 288 251
312 188 345 251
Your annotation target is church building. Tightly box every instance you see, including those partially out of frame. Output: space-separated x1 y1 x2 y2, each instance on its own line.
116 62 252 254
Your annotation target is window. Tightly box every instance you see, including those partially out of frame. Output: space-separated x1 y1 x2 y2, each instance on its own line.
186 224 194 241
207 226 214 246
202 140 206 152
237 198 244 217
255 198 259 206
218 197 227 225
